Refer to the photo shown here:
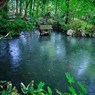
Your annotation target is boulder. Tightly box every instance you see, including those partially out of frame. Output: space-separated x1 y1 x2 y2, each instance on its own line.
81 32 86 37
67 29 75 36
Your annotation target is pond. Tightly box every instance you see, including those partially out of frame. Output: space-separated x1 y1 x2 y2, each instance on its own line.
0 30 95 94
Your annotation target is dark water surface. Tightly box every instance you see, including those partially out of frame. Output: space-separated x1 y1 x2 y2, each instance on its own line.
0 30 95 94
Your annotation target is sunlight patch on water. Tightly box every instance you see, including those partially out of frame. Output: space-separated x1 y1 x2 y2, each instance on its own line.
9 39 21 67
77 50 90 77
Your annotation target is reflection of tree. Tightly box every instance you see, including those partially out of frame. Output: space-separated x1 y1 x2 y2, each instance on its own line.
9 39 21 67
86 64 95 80
64 36 95 77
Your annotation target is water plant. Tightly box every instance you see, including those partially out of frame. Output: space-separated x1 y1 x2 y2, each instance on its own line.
21 81 52 95
65 72 88 95
0 81 19 95
0 73 88 95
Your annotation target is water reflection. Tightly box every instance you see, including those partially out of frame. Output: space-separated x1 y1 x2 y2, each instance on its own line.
77 50 90 76
9 39 21 68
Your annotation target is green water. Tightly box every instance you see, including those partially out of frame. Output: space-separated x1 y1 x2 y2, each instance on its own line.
0 30 95 94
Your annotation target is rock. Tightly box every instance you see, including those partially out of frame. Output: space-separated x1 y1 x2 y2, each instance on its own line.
81 32 86 37
67 29 75 36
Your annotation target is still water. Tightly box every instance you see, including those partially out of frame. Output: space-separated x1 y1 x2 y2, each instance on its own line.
0 30 95 94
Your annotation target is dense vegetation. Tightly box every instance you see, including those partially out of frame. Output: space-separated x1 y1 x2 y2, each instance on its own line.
1 0 95 38
0 0 93 94
0 73 87 95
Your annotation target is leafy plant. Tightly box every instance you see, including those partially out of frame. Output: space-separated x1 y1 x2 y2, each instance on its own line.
21 81 52 95
0 18 35 38
0 73 88 95
65 72 88 95
56 89 70 95
56 73 88 95
65 72 74 84
77 82 88 94
0 81 19 95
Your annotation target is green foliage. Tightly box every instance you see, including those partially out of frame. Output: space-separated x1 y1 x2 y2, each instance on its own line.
77 82 88 94
69 20 81 31
65 73 88 95
21 81 50 95
56 73 88 95
65 72 74 84
0 18 35 38
68 86 77 95
0 81 19 95
0 73 88 95
47 86 52 95
56 89 70 95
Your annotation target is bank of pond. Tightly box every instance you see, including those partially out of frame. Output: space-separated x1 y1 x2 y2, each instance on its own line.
1 17 95 39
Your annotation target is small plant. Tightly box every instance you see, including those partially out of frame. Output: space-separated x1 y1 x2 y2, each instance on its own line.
21 81 52 95
0 81 19 95
0 73 88 95
65 72 88 95
56 73 88 95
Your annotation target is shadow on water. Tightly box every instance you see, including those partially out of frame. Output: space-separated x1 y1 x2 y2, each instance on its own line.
39 36 51 42
0 30 95 94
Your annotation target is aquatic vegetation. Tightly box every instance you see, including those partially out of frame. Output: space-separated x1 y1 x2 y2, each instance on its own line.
21 81 52 95
0 81 19 95
65 72 88 95
0 73 88 95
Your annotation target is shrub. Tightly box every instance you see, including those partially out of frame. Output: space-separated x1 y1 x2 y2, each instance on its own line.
0 18 35 38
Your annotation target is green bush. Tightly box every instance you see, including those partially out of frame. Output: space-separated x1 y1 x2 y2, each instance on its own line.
0 18 35 38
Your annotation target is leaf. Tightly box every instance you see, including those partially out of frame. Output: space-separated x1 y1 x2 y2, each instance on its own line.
79 91 84 95
27 81 34 93
1 90 6 95
56 89 64 95
38 82 45 89
0 81 6 84
7 82 12 93
20 82 28 94
77 82 88 94
65 72 75 84
68 86 77 95
47 86 52 95
63 93 71 95
56 89 70 95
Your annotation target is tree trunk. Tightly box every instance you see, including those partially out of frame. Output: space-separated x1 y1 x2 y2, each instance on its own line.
65 0 70 24
24 0 29 18
32 0 35 16
16 0 19 14
55 0 58 14
0 0 9 9
36 1 39 16
20 0 23 16
29 0 33 16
